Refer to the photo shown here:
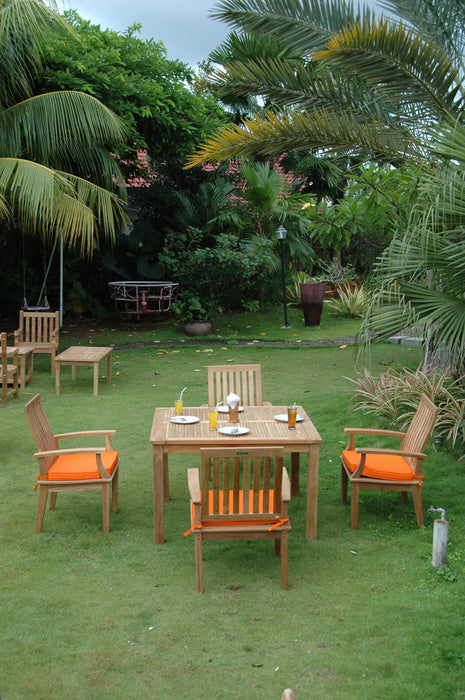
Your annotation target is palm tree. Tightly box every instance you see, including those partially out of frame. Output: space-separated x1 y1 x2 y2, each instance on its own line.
0 0 128 256
188 0 465 373
187 0 464 166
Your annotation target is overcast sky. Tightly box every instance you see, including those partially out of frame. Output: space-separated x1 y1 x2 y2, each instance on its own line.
68 0 230 66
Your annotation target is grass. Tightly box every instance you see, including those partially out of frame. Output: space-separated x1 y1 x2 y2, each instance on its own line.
1 310 464 699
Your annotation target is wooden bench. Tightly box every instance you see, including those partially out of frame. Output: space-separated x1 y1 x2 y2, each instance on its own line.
14 310 59 376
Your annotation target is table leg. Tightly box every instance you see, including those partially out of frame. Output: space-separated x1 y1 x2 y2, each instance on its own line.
93 362 99 396
305 444 319 540
55 362 61 394
106 353 111 382
290 452 300 497
72 365 77 381
153 445 165 544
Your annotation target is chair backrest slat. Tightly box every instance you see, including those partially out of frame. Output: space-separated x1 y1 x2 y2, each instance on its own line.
200 447 284 523
24 394 58 469
207 364 264 406
402 394 438 471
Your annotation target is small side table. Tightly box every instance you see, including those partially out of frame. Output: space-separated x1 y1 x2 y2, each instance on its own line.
55 346 112 396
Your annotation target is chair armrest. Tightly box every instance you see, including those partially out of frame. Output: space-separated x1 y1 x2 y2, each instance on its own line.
188 468 201 503
34 447 108 458
56 430 116 450
355 447 428 459
14 329 22 344
282 467 290 502
344 427 406 450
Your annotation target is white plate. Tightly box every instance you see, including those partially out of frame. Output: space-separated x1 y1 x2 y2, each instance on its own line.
274 414 304 423
218 426 250 436
169 415 200 424
217 405 244 413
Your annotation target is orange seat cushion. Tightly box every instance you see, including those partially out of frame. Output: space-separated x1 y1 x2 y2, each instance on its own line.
342 450 417 482
47 451 118 481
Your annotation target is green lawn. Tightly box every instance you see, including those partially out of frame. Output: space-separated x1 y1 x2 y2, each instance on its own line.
1 315 464 699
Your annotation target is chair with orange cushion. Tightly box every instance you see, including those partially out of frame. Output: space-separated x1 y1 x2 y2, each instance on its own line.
24 394 119 533
186 446 290 592
207 363 270 407
341 393 437 529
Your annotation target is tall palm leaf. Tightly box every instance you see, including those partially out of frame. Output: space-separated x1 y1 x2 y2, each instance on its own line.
0 0 128 256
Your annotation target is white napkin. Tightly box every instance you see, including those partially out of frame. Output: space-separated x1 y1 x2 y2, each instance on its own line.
227 392 240 408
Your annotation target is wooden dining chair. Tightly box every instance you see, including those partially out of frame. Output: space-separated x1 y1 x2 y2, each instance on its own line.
24 394 119 533
341 393 438 528
1 332 19 405
207 364 269 406
14 310 59 375
186 447 291 592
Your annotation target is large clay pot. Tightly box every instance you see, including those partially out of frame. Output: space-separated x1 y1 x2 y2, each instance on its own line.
300 283 326 326
183 320 212 337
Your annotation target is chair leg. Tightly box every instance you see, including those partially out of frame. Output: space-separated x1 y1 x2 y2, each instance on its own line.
412 486 423 528
36 486 48 533
112 470 119 512
102 483 110 533
49 492 57 510
194 533 203 592
274 538 281 557
281 531 289 590
401 491 408 503
341 462 348 504
350 482 359 529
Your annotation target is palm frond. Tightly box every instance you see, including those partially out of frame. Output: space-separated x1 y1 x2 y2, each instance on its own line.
314 18 465 118
0 158 127 256
211 0 376 55
186 106 421 167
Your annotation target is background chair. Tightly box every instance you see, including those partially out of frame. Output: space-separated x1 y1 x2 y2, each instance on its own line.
341 393 437 528
1 332 18 405
15 310 59 375
207 363 270 406
187 446 290 592
24 394 119 533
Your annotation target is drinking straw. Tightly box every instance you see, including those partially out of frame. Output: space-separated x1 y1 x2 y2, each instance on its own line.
215 400 224 411
180 386 187 400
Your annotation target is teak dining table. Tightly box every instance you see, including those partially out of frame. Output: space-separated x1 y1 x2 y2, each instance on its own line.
149 405 322 544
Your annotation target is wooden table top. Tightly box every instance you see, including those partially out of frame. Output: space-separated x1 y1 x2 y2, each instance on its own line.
150 405 321 448
55 346 113 362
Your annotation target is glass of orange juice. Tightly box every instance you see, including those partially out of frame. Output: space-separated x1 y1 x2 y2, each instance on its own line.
287 405 297 429
174 396 183 415
208 407 218 430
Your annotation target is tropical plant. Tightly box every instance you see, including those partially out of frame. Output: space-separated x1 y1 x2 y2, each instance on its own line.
189 0 465 373
326 283 369 318
347 365 465 446
0 0 128 256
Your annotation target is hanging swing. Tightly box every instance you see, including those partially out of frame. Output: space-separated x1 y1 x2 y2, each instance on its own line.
21 233 58 311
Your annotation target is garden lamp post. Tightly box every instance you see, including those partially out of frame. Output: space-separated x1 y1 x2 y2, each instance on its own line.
276 225 290 328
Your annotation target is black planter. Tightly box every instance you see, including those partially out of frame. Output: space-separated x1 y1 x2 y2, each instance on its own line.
300 283 326 326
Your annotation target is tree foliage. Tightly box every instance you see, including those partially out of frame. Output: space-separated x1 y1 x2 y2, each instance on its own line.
40 12 230 173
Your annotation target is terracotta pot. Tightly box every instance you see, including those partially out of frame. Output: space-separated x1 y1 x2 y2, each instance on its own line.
299 283 326 326
183 320 212 337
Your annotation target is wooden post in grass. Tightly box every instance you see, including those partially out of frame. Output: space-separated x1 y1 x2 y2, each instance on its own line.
429 507 449 568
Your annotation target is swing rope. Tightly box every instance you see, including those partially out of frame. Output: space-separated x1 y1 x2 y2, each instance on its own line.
22 233 58 311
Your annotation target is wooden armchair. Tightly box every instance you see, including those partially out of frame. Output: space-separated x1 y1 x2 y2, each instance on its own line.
186 447 291 592
24 394 119 533
341 393 438 528
207 364 270 406
15 310 59 375
1 332 18 405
